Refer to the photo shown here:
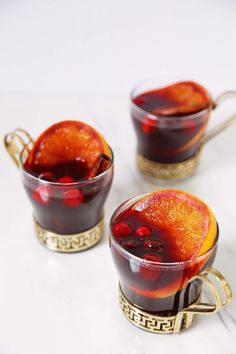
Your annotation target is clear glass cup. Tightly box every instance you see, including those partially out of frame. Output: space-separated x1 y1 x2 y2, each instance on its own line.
131 78 236 179
4 128 114 252
109 194 231 334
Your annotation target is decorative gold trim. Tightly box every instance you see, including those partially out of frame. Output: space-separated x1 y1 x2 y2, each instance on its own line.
137 151 200 181
4 128 33 167
34 218 104 253
119 267 232 334
119 285 200 334
173 267 232 333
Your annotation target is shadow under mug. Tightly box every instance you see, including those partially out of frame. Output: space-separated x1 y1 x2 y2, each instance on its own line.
131 79 236 180
4 129 114 253
110 195 232 334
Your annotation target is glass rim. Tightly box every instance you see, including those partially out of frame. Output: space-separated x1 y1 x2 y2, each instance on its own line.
19 142 114 186
110 193 219 269
130 78 214 121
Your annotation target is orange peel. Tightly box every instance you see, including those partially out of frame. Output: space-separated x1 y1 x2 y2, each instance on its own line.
27 120 111 171
152 81 212 116
132 189 217 262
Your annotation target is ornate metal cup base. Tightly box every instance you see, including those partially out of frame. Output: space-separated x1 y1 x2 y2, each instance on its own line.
119 267 232 334
137 151 201 181
119 285 200 334
34 218 104 253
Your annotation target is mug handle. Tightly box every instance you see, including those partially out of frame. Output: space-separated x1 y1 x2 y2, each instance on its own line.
201 91 236 147
173 267 232 334
4 128 33 167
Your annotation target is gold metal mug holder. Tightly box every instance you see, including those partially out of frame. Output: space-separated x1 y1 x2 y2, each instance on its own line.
137 91 236 181
119 267 232 334
137 150 201 181
4 128 104 253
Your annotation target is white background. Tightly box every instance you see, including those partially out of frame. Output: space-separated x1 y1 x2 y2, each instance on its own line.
0 1 236 353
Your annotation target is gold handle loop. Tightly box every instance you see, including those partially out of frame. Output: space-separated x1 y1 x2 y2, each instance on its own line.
173 267 232 333
201 91 236 147
4 128 33 167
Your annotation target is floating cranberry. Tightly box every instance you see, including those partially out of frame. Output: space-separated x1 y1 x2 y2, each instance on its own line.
133 95 146 106
112 223 132 238
38 171 55 182
141 117 157 134
136 225 151 239
33 185 52 205
140 253 162 281
144 240 163 250
63 189 83 207
57 176 75 184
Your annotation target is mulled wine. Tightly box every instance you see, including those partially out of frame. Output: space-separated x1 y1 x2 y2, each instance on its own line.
110 190 218 315
21 121 114 235
131 81 212 163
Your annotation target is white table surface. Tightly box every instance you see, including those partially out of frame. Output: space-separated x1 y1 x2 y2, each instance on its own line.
0 1 236 354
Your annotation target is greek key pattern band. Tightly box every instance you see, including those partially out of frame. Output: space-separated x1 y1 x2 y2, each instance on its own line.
119 267 232 334
137 151 200 181
119 285 200 334
119 285 205 334
34 218 104 253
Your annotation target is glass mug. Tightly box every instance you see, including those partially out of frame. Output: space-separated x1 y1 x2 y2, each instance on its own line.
4 129 114 253
131 78 236 180
110 194 232 334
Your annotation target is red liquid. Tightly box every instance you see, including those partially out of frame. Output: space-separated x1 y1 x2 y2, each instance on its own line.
24 158 90 182
23 158 113 234
113 207 174 262
131 84 211 163
110 204 217 315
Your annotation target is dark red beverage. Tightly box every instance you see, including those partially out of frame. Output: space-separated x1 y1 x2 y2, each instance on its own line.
22 157 113 234
21 121 114 235
110 191 218 315
131 81 212 163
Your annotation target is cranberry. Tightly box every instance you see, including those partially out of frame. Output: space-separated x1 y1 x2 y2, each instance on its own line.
133 96 146 106
144 240 163 250
57 176 75 184
140 253 162 281
38 171 55 182
141 117 157 134
63 189 83 207
33 185 52 205
136 226 151 239
112 223 132 238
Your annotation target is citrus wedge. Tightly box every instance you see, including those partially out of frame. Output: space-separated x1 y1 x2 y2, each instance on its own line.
132 189 217 261
27 120 111 171
152 81 211 116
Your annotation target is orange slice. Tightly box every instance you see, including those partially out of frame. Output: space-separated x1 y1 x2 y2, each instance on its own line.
132 189 217 261
27 120 111 170
152 81 212 116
